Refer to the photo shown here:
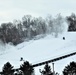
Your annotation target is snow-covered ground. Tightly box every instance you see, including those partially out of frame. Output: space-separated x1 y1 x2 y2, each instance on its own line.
0 32 76 75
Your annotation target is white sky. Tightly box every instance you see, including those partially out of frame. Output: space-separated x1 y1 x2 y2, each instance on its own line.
0 0 76 24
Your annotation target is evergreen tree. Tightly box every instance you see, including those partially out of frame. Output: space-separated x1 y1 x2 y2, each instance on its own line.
2 62 14 75
39 63 53 75
63 61 76 75
67 13 76 31
20 61 34 75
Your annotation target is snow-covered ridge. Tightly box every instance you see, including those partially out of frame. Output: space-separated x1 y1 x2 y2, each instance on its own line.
0 32 76 75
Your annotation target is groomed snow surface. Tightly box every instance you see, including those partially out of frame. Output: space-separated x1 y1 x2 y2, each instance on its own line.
0 32 76 75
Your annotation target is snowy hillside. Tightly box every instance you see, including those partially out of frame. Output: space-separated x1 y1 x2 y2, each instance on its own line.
0 32 76 75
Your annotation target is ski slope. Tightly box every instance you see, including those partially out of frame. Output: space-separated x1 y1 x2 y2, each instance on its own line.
0 32 76 75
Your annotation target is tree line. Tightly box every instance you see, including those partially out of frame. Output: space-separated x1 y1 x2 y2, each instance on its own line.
0 13 76 45
0 61 76 75
0 14 65 45
0 61 34 75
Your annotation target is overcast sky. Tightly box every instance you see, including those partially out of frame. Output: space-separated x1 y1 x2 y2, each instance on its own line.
0 0 76 24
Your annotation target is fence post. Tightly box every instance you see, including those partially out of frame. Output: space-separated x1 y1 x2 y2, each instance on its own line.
52 63 55 75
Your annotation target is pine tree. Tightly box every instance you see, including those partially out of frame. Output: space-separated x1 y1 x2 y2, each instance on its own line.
67 13 76 31
2 62 14 75
20 61 34 75
63 61 76 75
40 63 53 75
